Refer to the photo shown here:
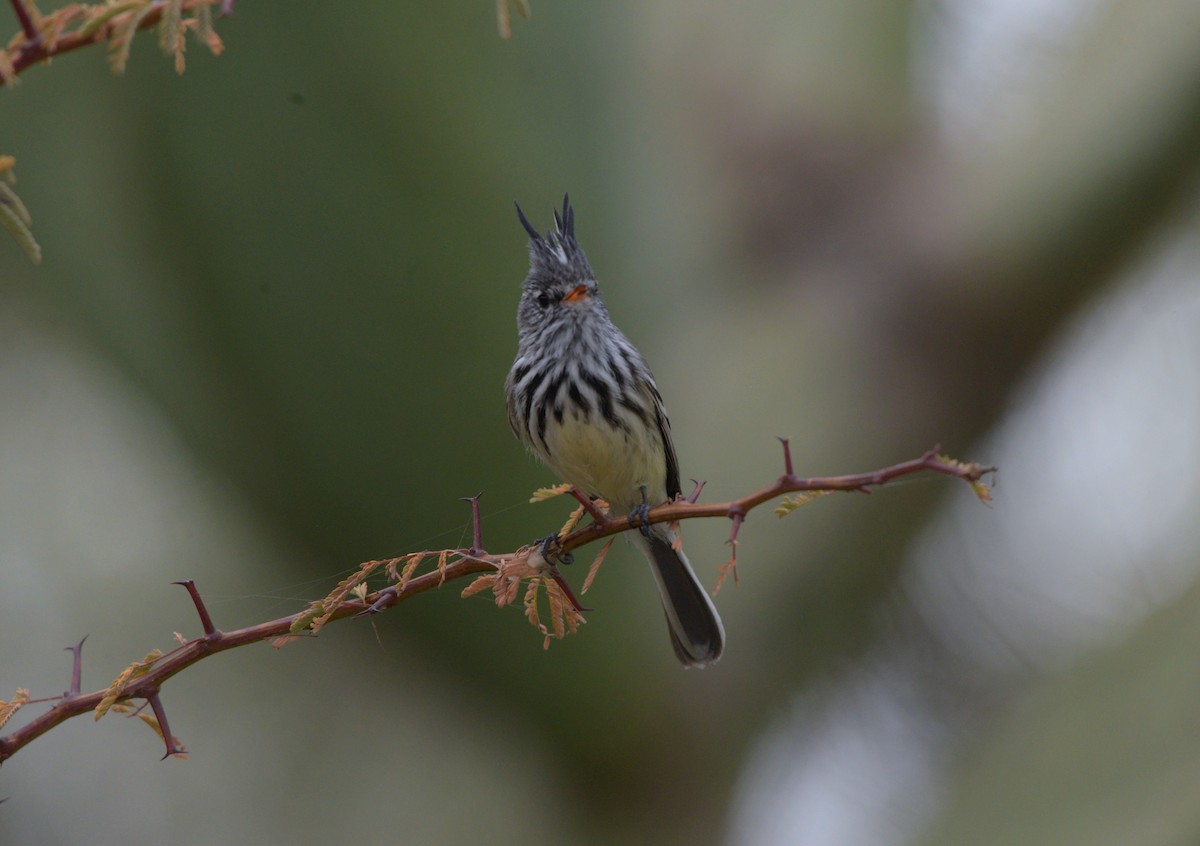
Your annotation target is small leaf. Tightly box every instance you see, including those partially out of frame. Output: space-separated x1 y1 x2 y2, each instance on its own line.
774 490 830 517
530 483 571 503
969 478 993 504
95 649 163 720
290 600 325 633
0 688 30 730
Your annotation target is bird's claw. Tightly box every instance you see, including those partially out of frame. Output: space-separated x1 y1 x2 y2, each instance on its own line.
538 534 573 566
628 502 654 540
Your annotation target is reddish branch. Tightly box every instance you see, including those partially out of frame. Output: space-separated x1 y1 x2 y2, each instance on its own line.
4 0 231 77
0 444 993 765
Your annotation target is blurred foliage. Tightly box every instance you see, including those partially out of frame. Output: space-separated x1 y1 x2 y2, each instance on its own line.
2 1 1200 844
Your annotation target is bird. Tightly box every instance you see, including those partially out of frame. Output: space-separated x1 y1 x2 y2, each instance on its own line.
504 195 725 667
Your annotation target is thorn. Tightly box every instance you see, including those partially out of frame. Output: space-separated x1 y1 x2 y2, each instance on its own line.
147 691 185 760
567 486 608 525
173 580 218 638
778 436 795 478
686 479 706 504
460 492 485 554
356 586 399 617
64 635 87 697
547 565 591 613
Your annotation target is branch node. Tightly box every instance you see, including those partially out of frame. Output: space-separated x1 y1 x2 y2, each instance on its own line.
173 580 218 638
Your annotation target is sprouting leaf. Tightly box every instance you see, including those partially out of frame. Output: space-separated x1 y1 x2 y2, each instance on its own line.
310 560 385 633
774 490 831 517
530 483 572 503
289 600 325 634
969 478 993 503
95 649 163 720
0 688 30 730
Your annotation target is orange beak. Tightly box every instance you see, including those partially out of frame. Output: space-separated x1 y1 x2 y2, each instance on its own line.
562 284 590 303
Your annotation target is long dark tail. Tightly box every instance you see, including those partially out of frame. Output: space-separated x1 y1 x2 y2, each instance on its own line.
634 528 725 667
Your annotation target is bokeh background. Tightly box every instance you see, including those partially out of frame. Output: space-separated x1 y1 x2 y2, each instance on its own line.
4 1 1200 843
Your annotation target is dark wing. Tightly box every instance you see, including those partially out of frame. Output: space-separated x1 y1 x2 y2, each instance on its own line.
649 385 682 500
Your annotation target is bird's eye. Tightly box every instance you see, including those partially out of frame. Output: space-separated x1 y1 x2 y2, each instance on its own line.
535 293 552 309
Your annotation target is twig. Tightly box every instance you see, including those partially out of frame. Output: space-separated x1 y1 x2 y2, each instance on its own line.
6 0 223 77
0 444 992 765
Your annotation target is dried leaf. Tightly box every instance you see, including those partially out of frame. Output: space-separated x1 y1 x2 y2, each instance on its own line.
461 573 497 598
546 580 565 639
77 1 142 38
192 4 223 56
271 634 303 649
558 504 585 538
523 579 541 629
496 0 511 39
95 649 163 720
109 2 158 75
530 483 571 503
310 560 384 633
0 50 15 89
0 688 30 730
172 631 188 646
581 538 614 594
0 183 41 263
399 552 425 586
158 0 182 53
713 542 739 596
436 549 450 586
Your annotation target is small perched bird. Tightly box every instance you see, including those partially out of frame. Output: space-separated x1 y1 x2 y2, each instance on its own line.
504 195 725 667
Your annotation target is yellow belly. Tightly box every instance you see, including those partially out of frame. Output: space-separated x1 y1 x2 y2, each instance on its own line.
541 410 667 512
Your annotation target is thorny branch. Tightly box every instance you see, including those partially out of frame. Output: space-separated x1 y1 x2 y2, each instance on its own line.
0 444 993 765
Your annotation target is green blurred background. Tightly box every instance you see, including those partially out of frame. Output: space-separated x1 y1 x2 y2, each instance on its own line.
4 1 1200 844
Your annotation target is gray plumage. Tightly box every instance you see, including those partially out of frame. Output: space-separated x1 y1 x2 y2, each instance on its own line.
505 195 725 667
